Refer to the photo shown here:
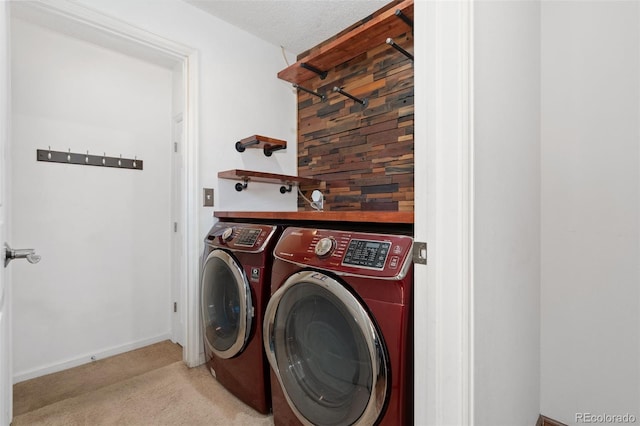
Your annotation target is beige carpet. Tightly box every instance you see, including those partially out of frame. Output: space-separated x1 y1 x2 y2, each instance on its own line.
12 340 274 425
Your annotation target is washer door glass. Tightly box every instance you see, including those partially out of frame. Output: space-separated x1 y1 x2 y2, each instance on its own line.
201 249 252 359
264 271 387 426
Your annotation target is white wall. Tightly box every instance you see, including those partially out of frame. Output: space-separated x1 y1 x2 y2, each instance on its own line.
10 18 174 380
541 2 640 424
8 0 297 379
73 0 299 231
473 2 541 424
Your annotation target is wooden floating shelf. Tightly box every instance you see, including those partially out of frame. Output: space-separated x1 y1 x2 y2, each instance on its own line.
218 169 321 193
214 210 414 225
235 135 287 157
277 0 414 85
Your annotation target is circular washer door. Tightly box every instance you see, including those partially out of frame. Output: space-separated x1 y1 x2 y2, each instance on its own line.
201 249 252 359
263 270 388 426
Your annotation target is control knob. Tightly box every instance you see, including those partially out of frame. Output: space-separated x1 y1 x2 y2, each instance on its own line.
314 237 335 258
219 227 234 243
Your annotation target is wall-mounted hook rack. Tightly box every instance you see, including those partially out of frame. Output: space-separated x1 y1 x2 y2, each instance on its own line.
293 84 326 101
235 135 287 157
300 62 328 80
386 37 414 61
395 8 414 29
333 86 368 108
37 148 143 170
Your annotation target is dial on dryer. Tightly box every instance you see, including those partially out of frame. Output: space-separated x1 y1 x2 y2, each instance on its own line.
314 237 335 258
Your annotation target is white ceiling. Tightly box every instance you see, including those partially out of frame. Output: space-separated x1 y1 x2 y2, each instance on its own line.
183 0 389 56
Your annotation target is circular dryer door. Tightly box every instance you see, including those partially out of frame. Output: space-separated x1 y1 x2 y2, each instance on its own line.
201 249 252 359
263 270 388 426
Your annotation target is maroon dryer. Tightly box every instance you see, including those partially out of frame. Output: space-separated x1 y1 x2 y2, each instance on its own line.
200 221 281 414
263 226 414 426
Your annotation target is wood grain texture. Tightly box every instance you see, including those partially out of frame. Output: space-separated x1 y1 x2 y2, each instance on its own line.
537 415 569 426
278 0 414 85
214 210 413 224
296 31 414 212
218 169 320 186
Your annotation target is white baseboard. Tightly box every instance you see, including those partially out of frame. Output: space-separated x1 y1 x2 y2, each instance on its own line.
13 333 173 384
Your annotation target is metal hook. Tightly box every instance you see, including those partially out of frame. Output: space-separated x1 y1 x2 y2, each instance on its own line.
102 152 106 166
395 9 413 29
47 146 52 160
386 38 413 61
67 149 71 162
293 84 326 101
133 156 137 168
333 86 368 107
118 154 122 167
85 150 89 164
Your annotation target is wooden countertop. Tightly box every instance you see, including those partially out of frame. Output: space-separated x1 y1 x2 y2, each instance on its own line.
214 210 413 224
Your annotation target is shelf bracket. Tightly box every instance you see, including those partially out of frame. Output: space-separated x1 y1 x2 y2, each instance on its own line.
279 183 293 194
263 145 286 157
235 139 259 153
395 9 414 29
333 86 368 108
386 38 414 62
300 62 328 80
235 179 249 192
293 84 326 102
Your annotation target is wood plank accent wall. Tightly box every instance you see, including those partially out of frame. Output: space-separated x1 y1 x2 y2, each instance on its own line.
297 31 414 212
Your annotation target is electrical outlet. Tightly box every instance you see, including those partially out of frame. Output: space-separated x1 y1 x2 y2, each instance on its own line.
203 188 214 207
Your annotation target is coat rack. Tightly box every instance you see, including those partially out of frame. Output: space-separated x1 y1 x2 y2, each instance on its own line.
37 148 143 170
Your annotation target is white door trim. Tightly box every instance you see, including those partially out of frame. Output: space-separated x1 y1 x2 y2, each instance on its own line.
10 0 201 368
414 1 474 424
1 2 11 423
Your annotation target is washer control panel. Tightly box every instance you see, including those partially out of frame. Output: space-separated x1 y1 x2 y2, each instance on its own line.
274 227 413 279
343 239 391 270
206 222 278 253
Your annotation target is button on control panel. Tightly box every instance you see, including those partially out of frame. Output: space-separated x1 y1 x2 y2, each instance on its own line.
235 228 262 247
343 240 391 270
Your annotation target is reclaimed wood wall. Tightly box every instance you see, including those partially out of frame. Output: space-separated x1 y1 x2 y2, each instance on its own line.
297 32 414 212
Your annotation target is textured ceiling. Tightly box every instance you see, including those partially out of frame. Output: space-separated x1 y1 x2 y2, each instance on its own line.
183 0 389 56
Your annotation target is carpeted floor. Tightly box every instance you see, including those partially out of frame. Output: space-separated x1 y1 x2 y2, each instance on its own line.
12 340 274 425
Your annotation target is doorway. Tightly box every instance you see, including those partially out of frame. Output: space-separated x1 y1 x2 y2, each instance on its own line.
8 1 197 384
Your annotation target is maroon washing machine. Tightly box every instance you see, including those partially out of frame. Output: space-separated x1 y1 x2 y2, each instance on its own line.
263 226 414 426
200 221 281 414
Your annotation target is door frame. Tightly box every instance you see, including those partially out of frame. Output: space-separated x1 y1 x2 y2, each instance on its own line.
414 1 474 425
8 0 202 368
1 2 11 423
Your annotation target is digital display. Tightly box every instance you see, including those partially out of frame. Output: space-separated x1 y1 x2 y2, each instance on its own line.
235 228 261 247
343 239 391 269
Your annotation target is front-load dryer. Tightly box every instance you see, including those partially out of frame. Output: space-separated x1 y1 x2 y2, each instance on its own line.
201 221 281 414
263 226 414 426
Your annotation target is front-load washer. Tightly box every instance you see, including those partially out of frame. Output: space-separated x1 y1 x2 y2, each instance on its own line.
201 221 281 414
263 226 414 426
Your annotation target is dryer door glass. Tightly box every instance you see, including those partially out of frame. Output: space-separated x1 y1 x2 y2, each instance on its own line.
265 271 387 426
201 249 252 359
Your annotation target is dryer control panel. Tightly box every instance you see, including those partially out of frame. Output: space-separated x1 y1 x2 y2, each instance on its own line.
205 222 278 253
274 227 413 280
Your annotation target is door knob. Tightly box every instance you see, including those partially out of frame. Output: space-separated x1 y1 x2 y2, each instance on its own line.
4 243 41 267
